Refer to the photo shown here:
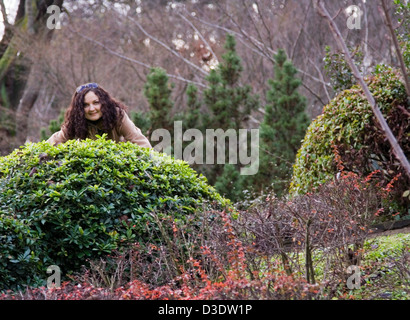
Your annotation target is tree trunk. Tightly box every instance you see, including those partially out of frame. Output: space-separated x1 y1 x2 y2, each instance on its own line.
305 219 315 284
16 65 44 143
0 0 64 150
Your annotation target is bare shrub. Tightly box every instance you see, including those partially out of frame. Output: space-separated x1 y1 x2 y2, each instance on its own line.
233 165 385 292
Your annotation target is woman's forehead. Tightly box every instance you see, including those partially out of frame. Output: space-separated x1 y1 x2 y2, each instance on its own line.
84 91 99 103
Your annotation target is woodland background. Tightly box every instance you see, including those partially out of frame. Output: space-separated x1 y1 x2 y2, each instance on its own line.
0 0 407 201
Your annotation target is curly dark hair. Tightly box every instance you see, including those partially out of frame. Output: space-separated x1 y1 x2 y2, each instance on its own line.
63 85 127 139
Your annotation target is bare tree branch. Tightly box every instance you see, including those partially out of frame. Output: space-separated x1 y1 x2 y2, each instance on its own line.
215 1 275 60
314 0 410 178
291 1 312 61
240 0 271 56
380 0 410 97
187 6 332 89
127 15 209 77
67 26 207 89
301 81 328 107
0 0 9 28
308 58 331 102
362 2 371 74
254 0 275 50
188 6 274 59
25 0 35 35
177 12 219 65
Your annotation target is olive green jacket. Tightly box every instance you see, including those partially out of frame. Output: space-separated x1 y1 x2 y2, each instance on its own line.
47 112 152 148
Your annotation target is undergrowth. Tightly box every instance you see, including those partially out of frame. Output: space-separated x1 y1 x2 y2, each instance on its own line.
1 145 408 300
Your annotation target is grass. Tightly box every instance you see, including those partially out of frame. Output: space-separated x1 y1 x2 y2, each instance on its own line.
255 232 410 300
353 232 410 300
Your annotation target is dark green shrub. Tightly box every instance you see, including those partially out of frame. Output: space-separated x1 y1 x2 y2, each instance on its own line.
323 45 364 94
0 136 228 290
289 66 409 216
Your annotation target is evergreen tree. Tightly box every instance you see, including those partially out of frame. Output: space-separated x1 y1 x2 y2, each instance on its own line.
183 83 202 131
214 164 244 201
130 110 151 136
143 67 174 133
203 34 258 132
251 48 310 197
201 34 259 201
143 67 176 155
158 34 259 203
172 83 204 174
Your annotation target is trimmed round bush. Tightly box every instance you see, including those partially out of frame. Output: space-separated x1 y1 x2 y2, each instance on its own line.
289 66 409 215
0 136 228 290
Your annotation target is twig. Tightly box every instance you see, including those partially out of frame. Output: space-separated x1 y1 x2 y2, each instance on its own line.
177 12 219 65
67 26 207 88
308 58 331 102
0 0 9 28
380 0 410 97
128 15 209 77
291 1 312 61
187 6 332 89
253 0 275 51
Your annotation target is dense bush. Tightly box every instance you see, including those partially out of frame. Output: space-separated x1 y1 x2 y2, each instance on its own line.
0 136 228 290
289 66 410 216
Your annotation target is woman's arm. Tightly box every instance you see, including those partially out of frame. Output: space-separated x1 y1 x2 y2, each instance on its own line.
46 126 69 146
118 112 152 148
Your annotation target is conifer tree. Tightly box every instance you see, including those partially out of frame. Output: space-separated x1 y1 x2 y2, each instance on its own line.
130 110 151 136
201 34 259 201
142 67 176 155
184 83 202 130
252 48 310 197
214 164 244 201
158 34 258 202
171 83 205 174
143 67 174 133
203 34 258 132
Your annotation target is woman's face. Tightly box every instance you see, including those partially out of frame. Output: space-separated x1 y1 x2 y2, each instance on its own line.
83 91 102 121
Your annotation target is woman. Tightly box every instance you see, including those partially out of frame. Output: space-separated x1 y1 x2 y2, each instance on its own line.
47 83 152 148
